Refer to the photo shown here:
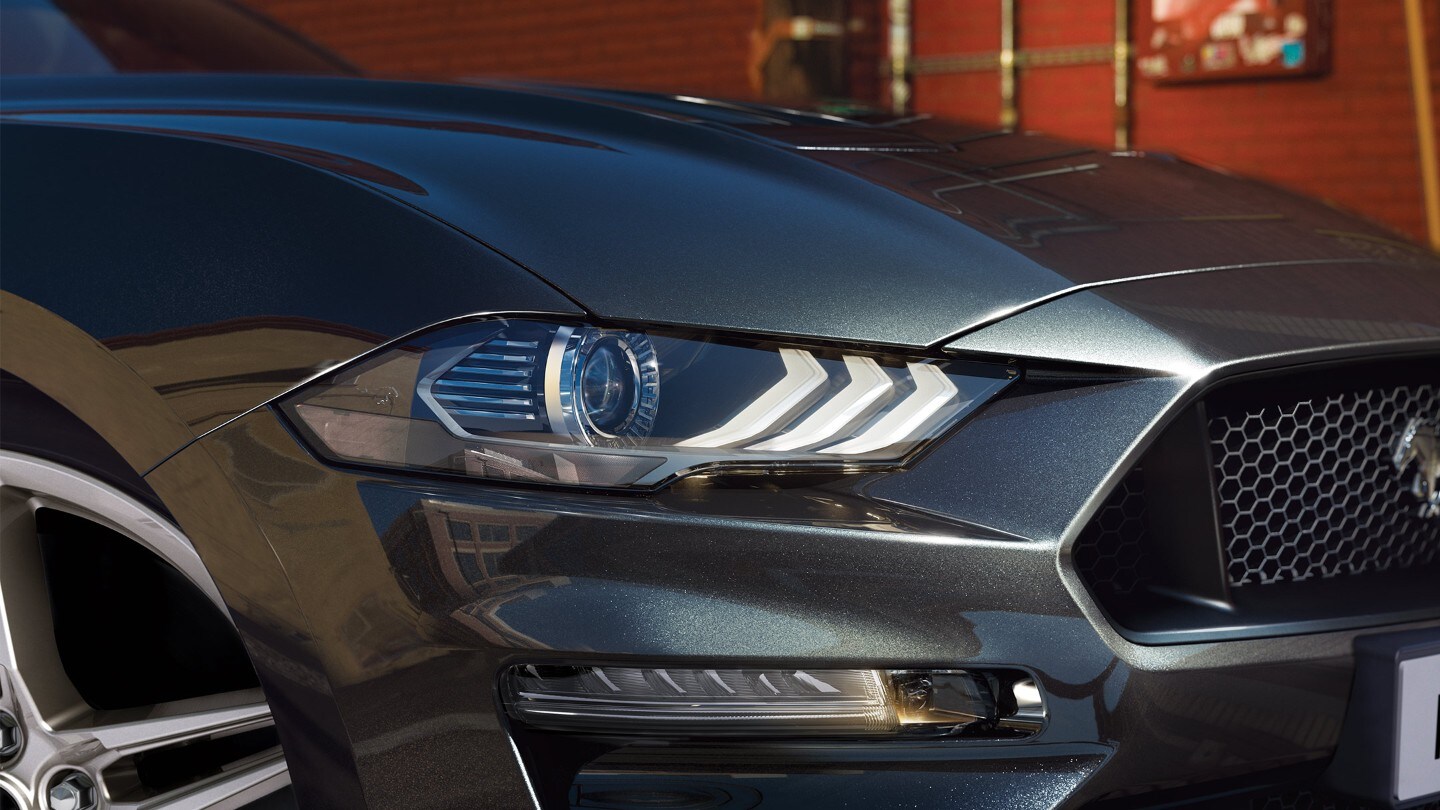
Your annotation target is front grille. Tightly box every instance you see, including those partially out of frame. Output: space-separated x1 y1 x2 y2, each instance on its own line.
1073 358 1440 641
1209 382 1440 586
1072 469 1150 597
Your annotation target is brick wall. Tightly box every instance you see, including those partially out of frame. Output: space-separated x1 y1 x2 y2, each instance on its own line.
1014 1 1114 146
246 0 759 98
1133 0 1437 242
248 0 1437 243
910 0 1439 243
912 0 1004 124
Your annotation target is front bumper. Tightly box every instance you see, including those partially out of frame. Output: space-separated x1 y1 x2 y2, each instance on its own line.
146 369 1437 809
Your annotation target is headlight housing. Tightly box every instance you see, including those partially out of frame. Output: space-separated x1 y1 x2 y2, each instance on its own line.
280 317 1016 489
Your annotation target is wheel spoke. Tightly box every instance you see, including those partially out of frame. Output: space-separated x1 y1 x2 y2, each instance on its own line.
0 489 22 669
108 753 290 810
79 692 273 760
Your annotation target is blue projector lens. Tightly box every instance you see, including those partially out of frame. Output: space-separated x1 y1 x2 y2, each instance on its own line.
580 336 641 437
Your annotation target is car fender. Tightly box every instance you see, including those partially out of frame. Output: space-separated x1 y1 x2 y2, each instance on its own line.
0 120 582 442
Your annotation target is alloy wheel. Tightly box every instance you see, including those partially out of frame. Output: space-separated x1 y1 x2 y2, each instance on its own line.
0 452 288 810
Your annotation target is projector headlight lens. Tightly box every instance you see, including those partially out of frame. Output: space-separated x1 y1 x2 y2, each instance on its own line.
549 326 659 444
280 317 1016 489
578 334 646 437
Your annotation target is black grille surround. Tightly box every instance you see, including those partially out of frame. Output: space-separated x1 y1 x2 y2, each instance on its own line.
1074 357 1440 643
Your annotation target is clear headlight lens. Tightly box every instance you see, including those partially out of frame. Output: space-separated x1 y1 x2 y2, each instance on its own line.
280 317 1016 488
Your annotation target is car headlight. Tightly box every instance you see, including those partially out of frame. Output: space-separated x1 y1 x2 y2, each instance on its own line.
279 317 1016 489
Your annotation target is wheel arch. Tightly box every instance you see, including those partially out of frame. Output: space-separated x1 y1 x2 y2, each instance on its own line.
0 316 372 808
0 294 195 479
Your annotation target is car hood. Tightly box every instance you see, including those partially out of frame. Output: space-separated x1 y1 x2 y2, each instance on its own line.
4 74 1435 349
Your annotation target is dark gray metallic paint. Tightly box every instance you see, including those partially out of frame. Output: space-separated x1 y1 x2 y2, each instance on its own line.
3 68 1439 810
164 405 1437 808
866 376 1192 545
0 121 579 438
948 261 1440 372
1 75 1062 349
7 75 1432 355
0 122 578 343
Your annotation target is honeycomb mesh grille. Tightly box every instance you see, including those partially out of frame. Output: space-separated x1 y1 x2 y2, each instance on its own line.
1210 383 1440 587
1072 469 1151 597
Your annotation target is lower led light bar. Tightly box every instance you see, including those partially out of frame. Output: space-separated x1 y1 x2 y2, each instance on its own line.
502 665 1044 738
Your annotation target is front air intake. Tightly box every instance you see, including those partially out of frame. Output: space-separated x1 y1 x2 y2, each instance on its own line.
1073 356 1440 643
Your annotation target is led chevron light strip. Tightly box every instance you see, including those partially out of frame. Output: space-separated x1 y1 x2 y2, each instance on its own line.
819 362 960 455
749 354 894 452
677 348 829 448
681 351 965 457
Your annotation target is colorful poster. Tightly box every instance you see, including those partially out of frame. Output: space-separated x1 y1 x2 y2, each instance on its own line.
1136 0 1331 83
